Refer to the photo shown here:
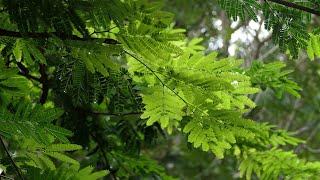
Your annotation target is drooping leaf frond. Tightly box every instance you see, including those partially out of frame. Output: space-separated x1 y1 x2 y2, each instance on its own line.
0 68 28 98
218 0 261 21
183 110 258 158
27 164 109 180
111 151 176 180
129 51 264 158
16 138 82 170
140 85 185 134
219 0 314 58
306 33 320 61
244 61 302 98
0 101 71 144
237 148 320 180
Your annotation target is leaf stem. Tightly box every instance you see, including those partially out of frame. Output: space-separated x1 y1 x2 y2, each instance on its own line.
39 64 48 105
91 111 142 116
0 28 120 44
17 62 41 82
0 137 24 180
0 174 14 180
124 50 189 105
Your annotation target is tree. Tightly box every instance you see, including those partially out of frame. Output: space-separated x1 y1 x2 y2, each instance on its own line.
0 0 319 179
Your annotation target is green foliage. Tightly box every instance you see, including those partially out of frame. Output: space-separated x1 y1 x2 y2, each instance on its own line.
0 0 318 179
112 152 176 179
244 61 302 98
128 50 300 160
18 39 46 65
141 85 185 134
237 148 320 180
18 138 82 170
3 0 89 36
0 101 71 144
219 0 315 58
183 111 256 158
0 68 28 102
66 40 122 77
307 33 320 61
218 0 260 21
27 164 109 180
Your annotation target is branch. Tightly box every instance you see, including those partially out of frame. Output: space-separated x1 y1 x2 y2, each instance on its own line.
0 174 14 180
307 123 320 142
92 111 142 116
17 62 41 82
18 72 41 82
0 137 24 180
0 28 120 44
39 64 48 105
109 152 135 176
291 126 309 136
267 0 320 16
258 45 279 60
254 34 272 60
90 26 118 35
284 99 299 130
90 133 117 180
305 145 320 154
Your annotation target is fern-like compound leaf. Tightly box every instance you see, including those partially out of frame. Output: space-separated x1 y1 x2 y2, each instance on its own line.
140 85 185 134
244 61 302 98
0 102 71 145
306 34 320 61
0 68 29 98
27 164 109 180
238 148 320 180
184 110 257 158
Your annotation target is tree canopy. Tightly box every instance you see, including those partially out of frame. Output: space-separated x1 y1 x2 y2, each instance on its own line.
0 0 319 179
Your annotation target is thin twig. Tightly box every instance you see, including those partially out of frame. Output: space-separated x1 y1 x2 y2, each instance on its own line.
91 111 142 116
18 72 41 82
284 99 299 130
305 146 320 154
39 64 48 105
0 28 120 45
17 62 41 82
125 50 219 118
294 121 319 153
254 34 272 60
109 152 134 176
307 123 320 142
267 0 320 16
0 137 24 180
90 133 117 180
125 50 189 105
0 174 14 180
291 126 309 136
258 45 278 61
99 147 117 180
90 26 118 35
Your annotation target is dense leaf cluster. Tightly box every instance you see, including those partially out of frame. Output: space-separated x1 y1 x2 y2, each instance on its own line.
219 0 319 58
